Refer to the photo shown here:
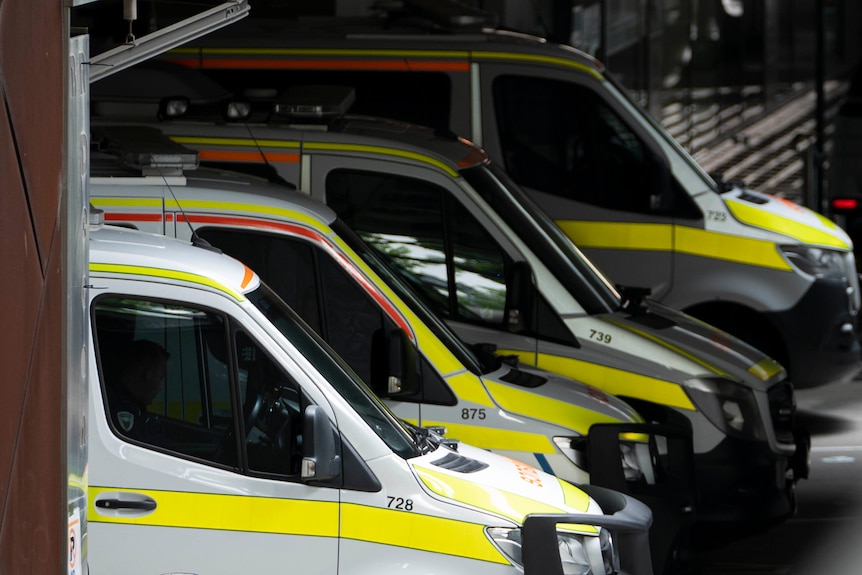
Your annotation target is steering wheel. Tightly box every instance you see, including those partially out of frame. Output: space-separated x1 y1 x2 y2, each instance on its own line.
243 392 266 435
214 392 267 465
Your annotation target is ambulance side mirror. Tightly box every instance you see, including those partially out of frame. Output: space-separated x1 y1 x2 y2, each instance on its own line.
506 261 534 333
370 328 419 399
301 405 341 482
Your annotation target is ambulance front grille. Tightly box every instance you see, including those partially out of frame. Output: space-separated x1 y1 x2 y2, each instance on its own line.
431 452 489 473
843 251 861 312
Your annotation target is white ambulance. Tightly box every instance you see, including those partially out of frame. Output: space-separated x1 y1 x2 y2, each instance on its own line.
87 223 653 575
86 84 805 533
88 128 694 575
154 14 860 390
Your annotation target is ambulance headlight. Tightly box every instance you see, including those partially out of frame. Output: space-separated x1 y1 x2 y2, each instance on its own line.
780 245 845 277
554 436 651 483
553 436 588 471
486 527 617 575
685 377 766 441
619 439 652 483
487 527 523 565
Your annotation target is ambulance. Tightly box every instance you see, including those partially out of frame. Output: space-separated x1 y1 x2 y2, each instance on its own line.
155 13 861 390
89 70 805 532
88 128 694 575
87 223 654 575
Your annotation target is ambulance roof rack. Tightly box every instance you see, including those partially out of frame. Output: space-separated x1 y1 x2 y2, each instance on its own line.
272 85 356 125
91 125 199 177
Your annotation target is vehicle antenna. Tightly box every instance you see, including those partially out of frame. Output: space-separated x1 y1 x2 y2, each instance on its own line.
152 156 222 254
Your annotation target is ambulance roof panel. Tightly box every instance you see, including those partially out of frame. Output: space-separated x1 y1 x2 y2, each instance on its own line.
89 225 261 298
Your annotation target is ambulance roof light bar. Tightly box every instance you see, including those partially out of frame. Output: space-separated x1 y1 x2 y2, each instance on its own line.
156 96 252 122
92 126 199 177
272 85 356 123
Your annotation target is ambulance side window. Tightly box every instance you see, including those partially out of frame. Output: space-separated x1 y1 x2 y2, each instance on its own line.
326 169 509 327
94 296 238 464
493 75 662 214
197 227 386 384
235 331 304 476
197 227 455 405
94 295 305 477
194 229 322 333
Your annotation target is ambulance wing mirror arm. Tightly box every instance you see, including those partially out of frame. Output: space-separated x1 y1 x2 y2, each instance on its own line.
301 405 341 482
370 328 419 399
618 285 652 314
506 261 535 333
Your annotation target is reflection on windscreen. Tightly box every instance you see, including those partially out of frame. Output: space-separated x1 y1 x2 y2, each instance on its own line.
462 163 623 314
332 219 492 376
326 169 509 326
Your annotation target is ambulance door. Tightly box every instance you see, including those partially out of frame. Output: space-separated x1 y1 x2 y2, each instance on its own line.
88 288 340 575
192 225 423 425
311 156 543 366
477 64 702 300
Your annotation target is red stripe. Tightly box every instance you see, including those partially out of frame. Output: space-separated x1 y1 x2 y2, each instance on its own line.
183 214 414 338
104 212 162 222
197 149 301 163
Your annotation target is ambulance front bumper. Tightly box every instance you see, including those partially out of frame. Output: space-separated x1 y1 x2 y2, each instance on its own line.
692 426 809 528
523 485 653 575
768 271 861 388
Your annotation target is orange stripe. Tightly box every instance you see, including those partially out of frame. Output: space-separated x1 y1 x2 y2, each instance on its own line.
197 150 300 164
169 57 469 73
241 264 254 289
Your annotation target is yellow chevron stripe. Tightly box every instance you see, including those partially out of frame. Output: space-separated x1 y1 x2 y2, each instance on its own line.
600 316 730 377
90 263 245 301
303 142 460 177
471 51 602 79
557 220 793 271
89 486 508 564
726 198 851 249
484 381 628 434
413 465 596 535
501 351 696 411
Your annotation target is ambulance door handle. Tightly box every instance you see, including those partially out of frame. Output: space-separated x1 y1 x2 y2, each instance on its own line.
93 491 157 517
96 499 156 511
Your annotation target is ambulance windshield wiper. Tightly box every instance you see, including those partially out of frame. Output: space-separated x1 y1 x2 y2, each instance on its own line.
404 422 449 454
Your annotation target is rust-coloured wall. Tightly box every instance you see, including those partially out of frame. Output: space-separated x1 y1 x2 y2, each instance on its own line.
0 0 66 572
